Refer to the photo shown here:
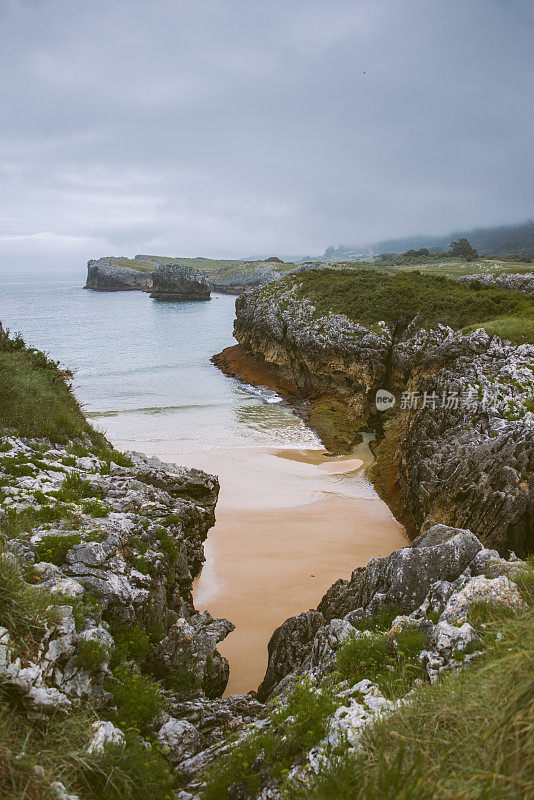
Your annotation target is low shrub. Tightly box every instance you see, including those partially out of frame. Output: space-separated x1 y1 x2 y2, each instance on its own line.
62 471 101 499
106 665 164 731
156 529 179 565
350 604 403 632
82 498 111 517
111 624 151 667
201 677 337 800
334 626 427 698
34 533 82 565
69 594 102 632
75 638 109 671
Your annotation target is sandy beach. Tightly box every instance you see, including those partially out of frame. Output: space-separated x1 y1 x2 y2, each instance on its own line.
101 411 407 696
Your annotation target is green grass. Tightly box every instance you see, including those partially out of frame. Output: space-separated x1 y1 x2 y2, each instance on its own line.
286 269 534 338
0 324 106 446
463 315 534 344
0 505 79 538
0 548 56 654
34 532 82 565
106 254 297 282
0 698 174 800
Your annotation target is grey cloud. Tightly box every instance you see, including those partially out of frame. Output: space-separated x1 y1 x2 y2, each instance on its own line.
0 0 533 269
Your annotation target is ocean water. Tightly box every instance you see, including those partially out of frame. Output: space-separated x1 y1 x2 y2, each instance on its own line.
0 271 320 451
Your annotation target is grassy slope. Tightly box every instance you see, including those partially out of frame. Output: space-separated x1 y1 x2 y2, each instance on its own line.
106 255 297 279
288 269 534 344
0 325 105 445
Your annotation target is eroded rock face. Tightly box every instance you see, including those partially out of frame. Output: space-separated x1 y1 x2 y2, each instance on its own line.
0 436 231 715
229 282 534 555
150 263 211 301
85 259 153 291
210 265 283 295
256 525 524 702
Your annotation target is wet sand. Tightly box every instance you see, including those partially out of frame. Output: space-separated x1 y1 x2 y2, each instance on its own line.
185 442 407 696
101 413 407 696
195 491 406 695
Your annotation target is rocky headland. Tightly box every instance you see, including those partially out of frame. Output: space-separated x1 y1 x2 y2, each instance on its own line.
83 255 300 296
84 258 153 291
150 263 211 301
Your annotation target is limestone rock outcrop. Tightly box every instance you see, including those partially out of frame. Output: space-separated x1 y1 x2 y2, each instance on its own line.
457 272 534 294
257 525 524 702
85 258 153 291
150 263 211 301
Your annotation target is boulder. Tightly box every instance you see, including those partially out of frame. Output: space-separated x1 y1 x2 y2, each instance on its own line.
150 263 211 301
149 613 234 698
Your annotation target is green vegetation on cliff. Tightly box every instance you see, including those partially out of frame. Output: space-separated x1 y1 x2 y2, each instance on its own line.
289 269 534 342
0 324 105 445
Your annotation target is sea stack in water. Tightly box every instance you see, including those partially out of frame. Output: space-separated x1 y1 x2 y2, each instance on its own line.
150 263 211 301
85 258 153 291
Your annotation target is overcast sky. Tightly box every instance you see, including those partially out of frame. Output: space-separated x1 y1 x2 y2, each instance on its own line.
1 0 533 270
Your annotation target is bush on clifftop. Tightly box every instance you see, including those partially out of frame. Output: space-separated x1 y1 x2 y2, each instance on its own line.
0 323 106 445
289 269 534 340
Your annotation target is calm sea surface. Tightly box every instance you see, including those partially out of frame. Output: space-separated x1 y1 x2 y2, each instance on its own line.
0 271 319 451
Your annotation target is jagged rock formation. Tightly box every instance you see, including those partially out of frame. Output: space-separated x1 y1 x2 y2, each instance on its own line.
209 264 285 294
150 263 211 301
84 258 153 291
458 272 534 293
0 436 231 714
217 281 534 555
257 524 524 702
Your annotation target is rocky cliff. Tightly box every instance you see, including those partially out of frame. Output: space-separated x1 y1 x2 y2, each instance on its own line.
150 263 211 301
216 277 534 556
84 258 153 291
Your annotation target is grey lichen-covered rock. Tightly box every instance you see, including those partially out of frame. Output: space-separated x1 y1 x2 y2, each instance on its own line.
84 258 153 291
457 272 534 294
149 612 234 699
0 434 233 721
257 611 324 702
150 263 211 301
210 265 283 295
256 526 505 701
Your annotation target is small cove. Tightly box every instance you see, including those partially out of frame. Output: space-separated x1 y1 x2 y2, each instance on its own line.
0 272 408 694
